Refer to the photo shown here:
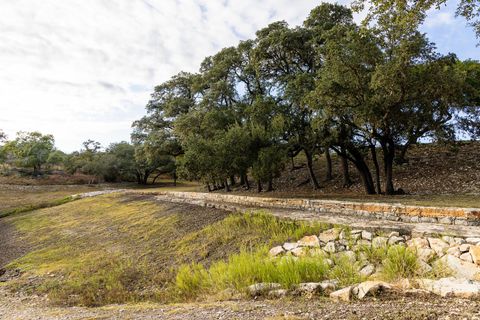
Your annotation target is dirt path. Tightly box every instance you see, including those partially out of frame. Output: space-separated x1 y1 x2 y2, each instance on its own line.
1 287 480 320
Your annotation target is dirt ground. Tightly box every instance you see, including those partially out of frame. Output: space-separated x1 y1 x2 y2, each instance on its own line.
1 288 480 320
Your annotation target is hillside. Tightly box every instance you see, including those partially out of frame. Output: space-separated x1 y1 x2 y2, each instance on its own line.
227 142 480 202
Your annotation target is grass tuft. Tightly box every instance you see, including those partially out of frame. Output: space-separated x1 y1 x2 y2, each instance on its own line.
382 245 418 281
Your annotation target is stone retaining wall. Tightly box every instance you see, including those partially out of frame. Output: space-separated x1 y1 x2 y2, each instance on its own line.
154 191 480 226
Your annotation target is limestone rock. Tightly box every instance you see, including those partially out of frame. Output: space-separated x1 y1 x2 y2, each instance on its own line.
357 239 372 247
297 235 320 248
466 238 480 244
267 289 288 298
441 236 456 245
318 228 340 243
460 252 474 263
291 247 308 257
360 264 375 278
446 246 461 258
454 237 466 245
269 246 285 257
283 242 298 251
356 281 391 300
388 236 405 245
469 245 480 265
417 248 436 262
388 231 400 238
324 241 338 253
372 236 388 248
438 254 480 280
330 286 352 302
407 238 429 250
418 260 433 275
417 277 480 298
335 251 356 264
247 283 281 296
361 230 373 241
427 238 449 257
292 282 324 295
460 244 471 253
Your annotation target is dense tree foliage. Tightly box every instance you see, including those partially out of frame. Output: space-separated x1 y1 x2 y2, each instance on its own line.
133 3 478 195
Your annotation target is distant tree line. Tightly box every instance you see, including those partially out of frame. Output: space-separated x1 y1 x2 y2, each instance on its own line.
132 2 480 195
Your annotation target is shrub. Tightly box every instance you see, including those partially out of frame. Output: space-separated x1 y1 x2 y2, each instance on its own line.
382 245 418 280
329 255 362 286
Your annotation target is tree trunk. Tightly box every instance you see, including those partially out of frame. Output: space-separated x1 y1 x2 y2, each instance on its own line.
229 175 235 187
224 179 231 192
340 147 352 188
257 180 262 193
290 157 295 171
382 140 396 195
369 144 382 194
304 150 320 190
266 176 273 192
325 149 333 181
347 147 376 195
206 183 212 192
173 170 177 186
244 174 250 190
152 172 162 185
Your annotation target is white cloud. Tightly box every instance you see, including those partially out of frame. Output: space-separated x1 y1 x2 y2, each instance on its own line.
0 0 351 152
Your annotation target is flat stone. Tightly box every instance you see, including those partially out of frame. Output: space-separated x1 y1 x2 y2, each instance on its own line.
466 238 480 244
460 244 471 252
298 235 321 248
446 246 461 258
360 264 375 278
438 254 480 280
330 286 352 302
407 238 429 250
454 238 466 245
418 260 433 275
335 250 356 264
388 236 405 245
356 281 391 300
428 238 449 257
292 282 324 295
283 242 298 251
417 277 480 298
318 229 340 243
442 236 456 245
307 248 327 257
470 245 480 265
357 239 372 247
361 230 373 241
372 236 388 248
269 246 285 257
460 252 474 263
247 283 282 296
388 231 400 238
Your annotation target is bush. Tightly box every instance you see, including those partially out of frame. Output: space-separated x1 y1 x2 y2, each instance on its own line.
382 245 418 280
329 255 363 286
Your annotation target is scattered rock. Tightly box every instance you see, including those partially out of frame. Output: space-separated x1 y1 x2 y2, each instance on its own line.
357 239 372 247
291 247 308 257
446 246 461 258
438 254 480 280
388 236 404 245
428 238 449 257
318 229 340 243
283 242 298 251
247 283 281 297
469 245 480 265
356 281 392 300
466 238 480 244
388 231 400 238
417 248 436 262
361 231 373 241
460 244 471 252
335 250 356 264
324 241 338 253
441 236 456 245
330 286 352 302
460 252 474 263
360 264 375 278
297 235 321 248
417 277 480 298
372 237 388 248
269 246 285 257
267 289 288 298
418 260 433 274
408 238 429 250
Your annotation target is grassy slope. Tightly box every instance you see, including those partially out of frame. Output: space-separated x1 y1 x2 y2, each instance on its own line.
4 193 329 306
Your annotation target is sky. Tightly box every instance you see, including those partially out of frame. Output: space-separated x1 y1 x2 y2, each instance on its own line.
0 0 478 152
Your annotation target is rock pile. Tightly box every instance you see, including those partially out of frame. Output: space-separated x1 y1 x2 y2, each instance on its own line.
256 228 480 301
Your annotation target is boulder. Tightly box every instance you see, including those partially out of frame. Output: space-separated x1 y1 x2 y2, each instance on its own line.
267 289 288 298
441 236 456 246
360 264 375 278
330 286 352 302
418 260 433 275
388 231 400 238
356 281 392 300
454 237 466 245
318 229 340 243
291 247 308 257
446 246 461 258
298 235 321 248
417 277 480 298
293 280 337 295
283 242 298 251
427 238 449 257
407 238 429 250
372 236 388 248
335 251 356 264
460 244 471 253
469 245 480 265
247 283 282 296
438 254 480 280
269 246 285 257
466 238 480 244
357 239 372 247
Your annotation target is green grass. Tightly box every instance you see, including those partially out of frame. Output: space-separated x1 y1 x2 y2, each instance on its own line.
382 246 418 281
4 194 331 306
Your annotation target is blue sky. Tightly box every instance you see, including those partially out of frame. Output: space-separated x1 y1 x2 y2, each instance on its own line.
0 0 478 152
